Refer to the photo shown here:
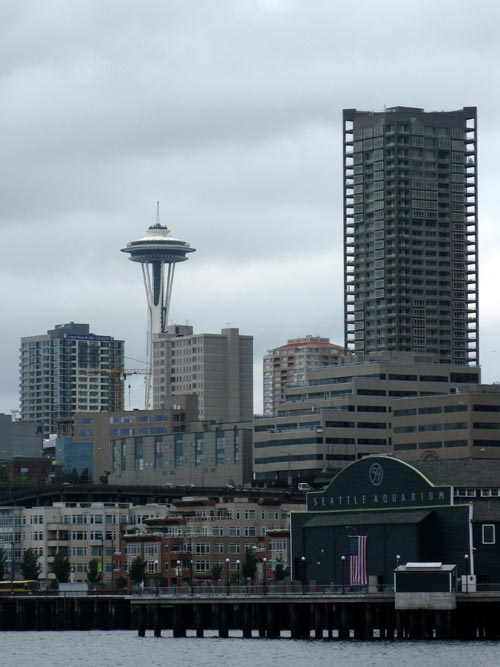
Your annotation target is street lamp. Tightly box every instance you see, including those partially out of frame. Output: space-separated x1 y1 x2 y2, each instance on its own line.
176 559 181 592
189 559 194 596
154 560 159 596
341 555 346 594
225 558 230 596
236 559 240 592
263 557 267 595
464 553 469 593
396 554 401 568
301 556 306 595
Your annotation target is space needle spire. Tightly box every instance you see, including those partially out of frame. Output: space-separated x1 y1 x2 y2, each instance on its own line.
121 203 195 408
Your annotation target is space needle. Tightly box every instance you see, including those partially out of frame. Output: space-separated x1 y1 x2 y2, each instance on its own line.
121 203 195 408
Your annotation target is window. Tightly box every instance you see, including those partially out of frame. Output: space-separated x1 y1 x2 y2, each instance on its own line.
482 524 495 545
195 543 210 555
195 561 210 573
144 543 158 557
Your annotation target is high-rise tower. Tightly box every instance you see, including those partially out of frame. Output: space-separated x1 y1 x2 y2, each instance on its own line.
20 322 124 438
343 107 478 365
121 204 195 408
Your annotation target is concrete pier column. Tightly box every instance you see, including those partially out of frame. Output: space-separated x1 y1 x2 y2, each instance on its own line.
290 603 308 639
326 604 333 639
242 603 252 638
15 599 25 631
339 603 349 640
409 610 421 639
256 604 266 638
218 604 229 638
266 604 280 638
173 605 186 637
395 610 404 639
137 607 146 637
153 605 162 637
364 604 374 640
194 604 204 638
313 604 323 639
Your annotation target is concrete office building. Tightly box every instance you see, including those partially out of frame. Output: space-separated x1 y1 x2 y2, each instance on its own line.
0 413 41 460
393 384 500 462
58 398 253 488
152 324 253 423
343 107 478 365
263 336 344 416
20 323 124 439
254 352 480 485
108 417 253 488
57 397 198 483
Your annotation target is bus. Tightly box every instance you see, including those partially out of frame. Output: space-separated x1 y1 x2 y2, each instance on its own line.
0 580 41 594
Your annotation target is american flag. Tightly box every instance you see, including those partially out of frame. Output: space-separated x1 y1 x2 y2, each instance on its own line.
349 535 368 586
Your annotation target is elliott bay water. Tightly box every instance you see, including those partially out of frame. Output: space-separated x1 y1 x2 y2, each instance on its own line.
2 631 499 667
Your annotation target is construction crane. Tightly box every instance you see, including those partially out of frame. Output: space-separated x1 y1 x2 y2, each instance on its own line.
87 366 151 410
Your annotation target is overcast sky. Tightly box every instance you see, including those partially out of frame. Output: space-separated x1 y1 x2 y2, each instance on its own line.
1 0 499 416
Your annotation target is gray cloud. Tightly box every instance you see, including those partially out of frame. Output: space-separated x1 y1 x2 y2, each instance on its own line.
0 0 499 414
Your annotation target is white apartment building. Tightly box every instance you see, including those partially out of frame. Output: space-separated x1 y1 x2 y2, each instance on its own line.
19 502 169 585
152 324 253 422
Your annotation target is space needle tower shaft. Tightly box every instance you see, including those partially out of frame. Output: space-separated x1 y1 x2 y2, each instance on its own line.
121 203 195 408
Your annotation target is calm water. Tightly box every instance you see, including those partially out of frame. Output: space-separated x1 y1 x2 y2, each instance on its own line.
2 631 500 667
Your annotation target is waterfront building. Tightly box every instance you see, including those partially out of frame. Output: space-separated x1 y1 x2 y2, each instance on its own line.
115 495 300 589
343 107 478 365
121 206 195 408
254 352 480 485
19 322 124 439
0 507 23 579
263 336 344 416
20 502 169 585
291 455 500 588
152 324 253 423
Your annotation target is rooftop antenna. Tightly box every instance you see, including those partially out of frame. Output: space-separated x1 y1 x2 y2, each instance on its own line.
156 200 160 226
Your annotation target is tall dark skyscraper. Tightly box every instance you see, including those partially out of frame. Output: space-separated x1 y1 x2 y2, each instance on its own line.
343 106 478 365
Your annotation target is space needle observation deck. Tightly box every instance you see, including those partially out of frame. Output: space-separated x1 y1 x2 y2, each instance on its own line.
121 204 195 407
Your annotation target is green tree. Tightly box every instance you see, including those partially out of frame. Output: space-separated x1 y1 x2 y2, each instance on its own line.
66 468 80 485
0 466 10 485
129 556 146 586
274 554 288 581
115 575 128 590
0 546 6 580
87 558 102 586
241 548 257 581
21 548 41 580
53 549 71 583
212 563 223 582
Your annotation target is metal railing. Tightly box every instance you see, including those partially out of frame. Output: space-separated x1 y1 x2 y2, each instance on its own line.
129 582 397 598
